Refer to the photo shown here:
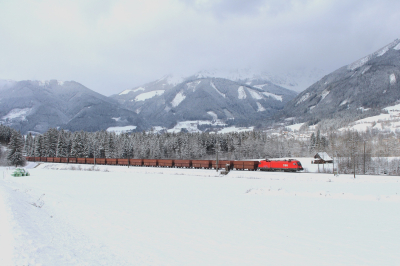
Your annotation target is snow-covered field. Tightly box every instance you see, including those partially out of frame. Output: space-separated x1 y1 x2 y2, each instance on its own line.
106 125 137 134
1 163 400 265
336 103 400 133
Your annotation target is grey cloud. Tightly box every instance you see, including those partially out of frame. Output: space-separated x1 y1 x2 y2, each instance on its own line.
1 0 400 96
180 0 299 17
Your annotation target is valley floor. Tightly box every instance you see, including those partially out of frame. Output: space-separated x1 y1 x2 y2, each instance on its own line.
0 163 399 265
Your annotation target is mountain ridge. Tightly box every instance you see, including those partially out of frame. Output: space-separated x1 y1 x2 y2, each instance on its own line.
281 39 400 125
111 76 298 129
0 80 146 133
3 38 400 134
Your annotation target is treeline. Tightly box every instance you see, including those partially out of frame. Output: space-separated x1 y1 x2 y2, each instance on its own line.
24 128 309 160
298 128 400 175
24 126 400 157
2 123 400 175
18 127 400 161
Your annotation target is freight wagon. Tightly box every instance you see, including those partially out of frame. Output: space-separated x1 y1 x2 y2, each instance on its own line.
234 161 259 171
174 160 191 168
129 159 143 166
211 160 233 170
192 160 211 169
25 157 304 172
143 159 158 167
158 159 174 167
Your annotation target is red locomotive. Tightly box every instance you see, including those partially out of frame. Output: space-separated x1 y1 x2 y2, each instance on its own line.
258 159 303 172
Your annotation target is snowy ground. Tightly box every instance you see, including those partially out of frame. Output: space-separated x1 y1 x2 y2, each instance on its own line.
1 163 400 265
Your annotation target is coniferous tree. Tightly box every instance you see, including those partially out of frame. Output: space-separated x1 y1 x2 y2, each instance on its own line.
105 132 117 158
45 128 59 157
309 132 316 154
66 136 72 157
7 131 26 167
57 130 68 157
81 131 90 158
34 135 46 157
25 132 34 157
34 136 40 157
316 129 321 151
92 132 102 158
70 132 84 158
0 124 13 144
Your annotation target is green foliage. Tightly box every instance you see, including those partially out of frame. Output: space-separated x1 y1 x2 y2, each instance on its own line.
11 168 30 177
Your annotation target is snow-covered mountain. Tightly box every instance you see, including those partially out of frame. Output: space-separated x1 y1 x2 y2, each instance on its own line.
111 74 184 107
0 64 344 134
112 67 324 105
282 39 400 123
194 67 326 93
111 76 298 130
0 80 146 133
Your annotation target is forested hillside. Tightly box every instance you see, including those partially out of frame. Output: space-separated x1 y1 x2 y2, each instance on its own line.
282 39 400 126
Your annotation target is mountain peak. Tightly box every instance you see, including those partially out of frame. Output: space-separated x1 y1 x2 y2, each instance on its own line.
348 39 400 71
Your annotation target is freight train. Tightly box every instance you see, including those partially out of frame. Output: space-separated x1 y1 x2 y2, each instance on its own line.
25 157 304 172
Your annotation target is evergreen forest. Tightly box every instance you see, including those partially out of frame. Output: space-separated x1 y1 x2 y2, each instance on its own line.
1 124 400 175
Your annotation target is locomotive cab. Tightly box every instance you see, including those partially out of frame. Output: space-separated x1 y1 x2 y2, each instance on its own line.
292 161 303 171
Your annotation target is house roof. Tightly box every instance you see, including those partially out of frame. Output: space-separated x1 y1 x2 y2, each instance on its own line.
315 152 333 161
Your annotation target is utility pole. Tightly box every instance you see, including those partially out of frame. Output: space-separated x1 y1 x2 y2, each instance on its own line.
363 140 366 175
216 150 219 172
336 152 339 175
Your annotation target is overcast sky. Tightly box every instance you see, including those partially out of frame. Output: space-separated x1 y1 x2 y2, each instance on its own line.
0 0 399 95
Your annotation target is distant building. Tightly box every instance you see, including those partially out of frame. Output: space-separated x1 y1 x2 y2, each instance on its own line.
313 152 333 164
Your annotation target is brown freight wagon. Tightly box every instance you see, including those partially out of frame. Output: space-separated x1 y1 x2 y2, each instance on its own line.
234 161 259 171
106 158 117 165
244 161 259 171
96 158 106 165
158 159 174 167
129 159 143 166
47 157 54 163
34 157 41 162
25 157 32 161
86 158 94 164
118 159 129 165
192 160 212 169
69 158 77 163
53 157 61 163
60 157 68 163
77 158 86 164
233 161 246 170
40 157 47 162
212 160 233 169
143 159 158 167
174 160 191 168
